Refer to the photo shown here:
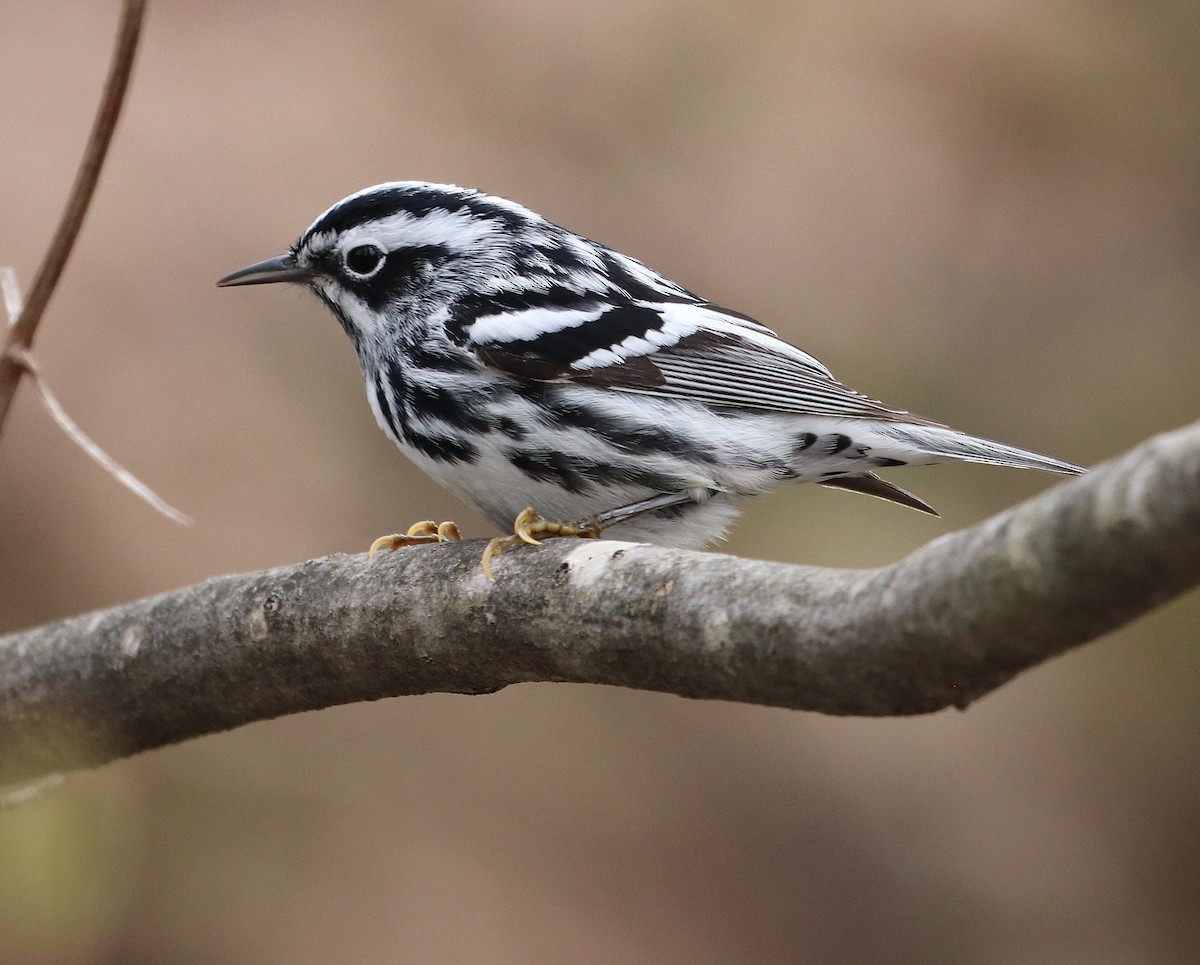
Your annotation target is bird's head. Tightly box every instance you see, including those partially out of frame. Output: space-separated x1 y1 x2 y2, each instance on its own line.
217 181 561 345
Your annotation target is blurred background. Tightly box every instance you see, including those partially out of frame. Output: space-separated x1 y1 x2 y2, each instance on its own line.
2 0 1198 961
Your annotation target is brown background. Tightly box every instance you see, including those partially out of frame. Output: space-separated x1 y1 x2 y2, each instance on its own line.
2 1 1198 962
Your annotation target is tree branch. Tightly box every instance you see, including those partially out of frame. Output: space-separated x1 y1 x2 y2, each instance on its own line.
0 0 146 436
2 420 1199 785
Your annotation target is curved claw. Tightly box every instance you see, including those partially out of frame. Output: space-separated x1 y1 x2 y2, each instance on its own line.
514 507 547 546
368 519 462 564
368 534 405 563
481 537 509 581
480 507 604 580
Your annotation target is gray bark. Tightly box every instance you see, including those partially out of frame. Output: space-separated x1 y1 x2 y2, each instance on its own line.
2 420 1198 785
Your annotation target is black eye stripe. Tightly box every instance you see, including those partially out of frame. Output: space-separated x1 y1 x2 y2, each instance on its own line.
333 243 454 311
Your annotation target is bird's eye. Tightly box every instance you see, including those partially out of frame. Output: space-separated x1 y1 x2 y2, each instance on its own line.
343 244 385 277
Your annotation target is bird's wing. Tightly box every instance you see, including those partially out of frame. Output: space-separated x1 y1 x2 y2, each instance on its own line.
462 299 936 424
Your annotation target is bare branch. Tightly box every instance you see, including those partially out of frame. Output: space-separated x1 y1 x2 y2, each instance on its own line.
0 0 146 436
1 419 1198 785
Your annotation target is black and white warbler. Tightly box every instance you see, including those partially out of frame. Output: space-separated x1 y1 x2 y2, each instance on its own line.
218 181 1082 574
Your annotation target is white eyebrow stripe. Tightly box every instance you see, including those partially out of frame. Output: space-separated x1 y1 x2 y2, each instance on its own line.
307 209 501 257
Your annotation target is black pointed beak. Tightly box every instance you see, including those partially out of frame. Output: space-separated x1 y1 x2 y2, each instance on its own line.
216 254 312 287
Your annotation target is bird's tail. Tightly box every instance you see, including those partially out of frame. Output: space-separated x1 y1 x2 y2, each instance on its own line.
883 423 1085 475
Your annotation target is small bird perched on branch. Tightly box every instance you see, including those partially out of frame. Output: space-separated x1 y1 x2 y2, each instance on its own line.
218 181 1082 575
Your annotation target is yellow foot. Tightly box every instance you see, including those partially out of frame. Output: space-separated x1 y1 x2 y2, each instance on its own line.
368 520 462 563
481 507 602 580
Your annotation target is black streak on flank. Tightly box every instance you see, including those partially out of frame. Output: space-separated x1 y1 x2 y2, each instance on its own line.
507 451 599 495
794 432 817 453
407 430 479 464
506 448 686 496
405 380 527 440
376 364 479 464
515 386 721 464
404 381 488 434
828 434 853 454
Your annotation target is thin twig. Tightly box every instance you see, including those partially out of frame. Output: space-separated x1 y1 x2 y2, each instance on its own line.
0 0 147 436
0 774 65 811
7 345 191 525
1 267 21 326
4 269 189 523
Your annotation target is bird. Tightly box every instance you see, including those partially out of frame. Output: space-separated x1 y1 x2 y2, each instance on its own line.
217 181 1083 576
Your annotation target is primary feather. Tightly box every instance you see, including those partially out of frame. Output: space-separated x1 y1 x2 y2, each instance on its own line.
220 181 1083 548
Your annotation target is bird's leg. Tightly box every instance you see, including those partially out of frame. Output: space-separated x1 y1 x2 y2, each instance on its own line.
480 491 708 579
368 520 462 562
583 490 709 530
